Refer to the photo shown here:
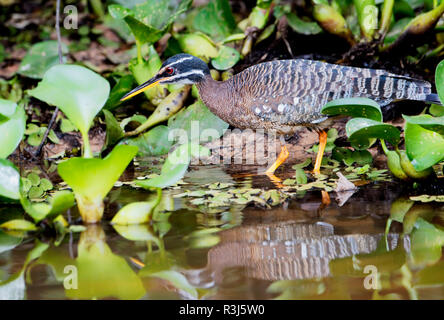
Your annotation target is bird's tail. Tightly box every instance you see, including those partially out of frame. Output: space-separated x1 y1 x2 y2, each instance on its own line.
424 93 442 105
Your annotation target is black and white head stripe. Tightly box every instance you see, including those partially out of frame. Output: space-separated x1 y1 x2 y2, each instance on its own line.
161 55 194 69
157 53 210 84
160 69 206 84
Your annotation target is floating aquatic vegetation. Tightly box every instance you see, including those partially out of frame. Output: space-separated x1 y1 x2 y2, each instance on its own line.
175 184 289 208
136 143 210 189
410 195 444 202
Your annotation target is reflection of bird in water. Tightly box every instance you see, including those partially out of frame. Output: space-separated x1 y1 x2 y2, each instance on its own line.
122 54 439 178
206 221 408 282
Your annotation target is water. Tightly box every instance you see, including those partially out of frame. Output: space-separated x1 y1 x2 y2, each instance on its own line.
1 164 444 300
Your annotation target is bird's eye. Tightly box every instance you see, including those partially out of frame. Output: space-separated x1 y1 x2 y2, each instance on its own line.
165 67 174 75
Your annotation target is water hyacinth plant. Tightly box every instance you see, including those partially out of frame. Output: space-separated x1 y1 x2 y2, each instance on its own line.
321 59 444 180
0 98 25 159
29 64 139 223
58 145 138 223
29 64 110 158
0 97 75 229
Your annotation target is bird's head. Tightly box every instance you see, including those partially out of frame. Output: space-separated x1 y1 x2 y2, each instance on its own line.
120 54 210 101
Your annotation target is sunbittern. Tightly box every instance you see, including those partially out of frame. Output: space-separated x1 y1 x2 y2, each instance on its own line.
121 54 439 176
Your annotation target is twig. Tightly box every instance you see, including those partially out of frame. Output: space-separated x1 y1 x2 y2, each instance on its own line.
34 0 62 158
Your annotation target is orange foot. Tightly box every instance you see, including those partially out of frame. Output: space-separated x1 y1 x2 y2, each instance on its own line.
313 130 328 175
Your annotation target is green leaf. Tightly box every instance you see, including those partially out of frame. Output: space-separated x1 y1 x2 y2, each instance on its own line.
111 190 161 225
40 178 53 191
0 98 18 122
286 12 322 35
292 158 312 169
0 219 37 231
27 130 45 146
57 145 138 223
109 0 192 45
103 109 125 149
404 122 444 171
429 104 444 117
20 178 32 193
0 159 20 200
346 118 400 150
25 124 41 136
435 57 444 105
211 45 240 70
193 0 236 41
28 186 44 199
29 64 110 156
383 17 412 45
48 130 60 144
120 114 147 130
403 114 444 135
104 75 135 110
27 172 40 186
394 0 415 16
352 149 373 165
60 117 78 133
256 24 275 44
221 33 246 44
0 43 5 64
0 104 25 158
136 143 210 189
295 168 307 184
121 125 173 156
20 190 75 223
17 41 68 79
321 97 382 122
248 6 270 29
168 100 228 143
108 4 133 20
176 33 219 61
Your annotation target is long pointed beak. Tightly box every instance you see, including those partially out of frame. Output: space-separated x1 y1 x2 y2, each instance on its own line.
120 76 167 101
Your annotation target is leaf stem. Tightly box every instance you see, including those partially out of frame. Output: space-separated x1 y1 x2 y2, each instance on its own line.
379 0 394 39
380 139 389 155
136 39 143 65
89 0 105 19
82 130 92 158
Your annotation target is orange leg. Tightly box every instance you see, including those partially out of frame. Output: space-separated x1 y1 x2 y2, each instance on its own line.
321 190 331 206
313 130 328 175
265 145 289 174
232 145 289 188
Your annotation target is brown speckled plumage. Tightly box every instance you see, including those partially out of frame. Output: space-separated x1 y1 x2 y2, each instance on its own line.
197 59 433 134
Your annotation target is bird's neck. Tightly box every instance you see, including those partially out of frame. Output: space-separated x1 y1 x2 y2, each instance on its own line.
196 76 237 124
